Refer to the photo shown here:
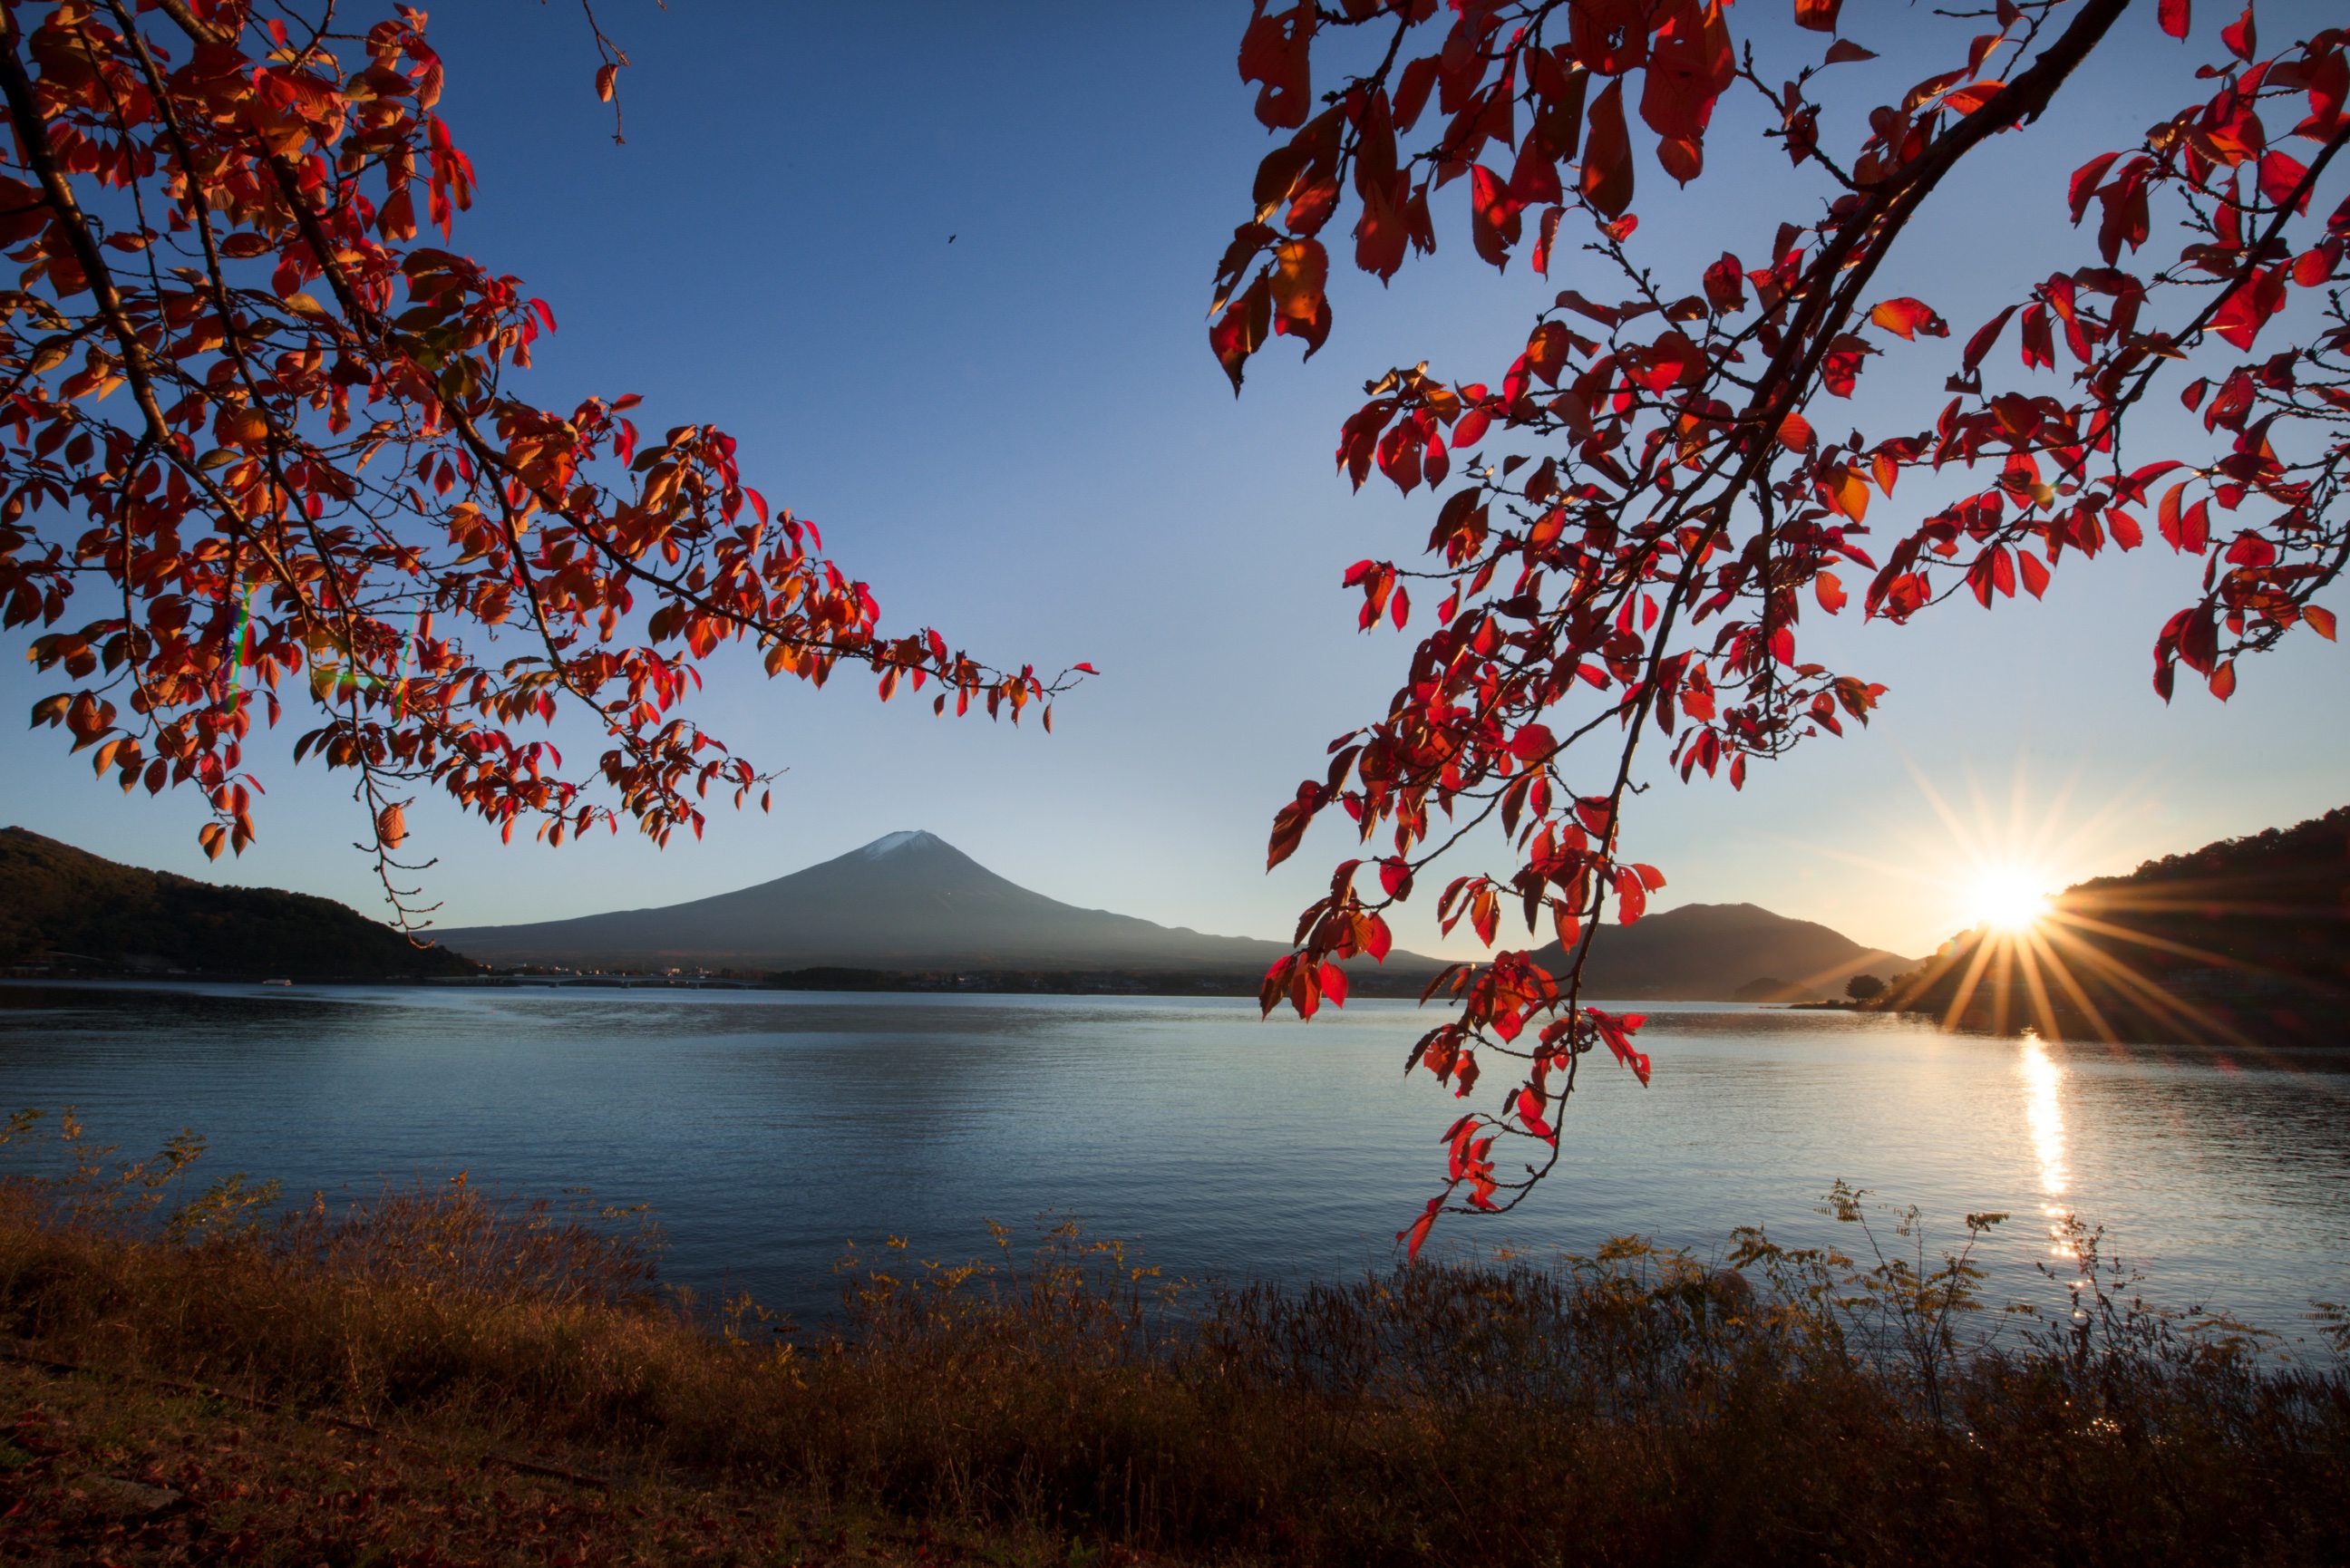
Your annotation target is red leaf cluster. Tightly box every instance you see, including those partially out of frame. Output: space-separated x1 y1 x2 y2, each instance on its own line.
1 4 1078 920
1215 0 2350 1249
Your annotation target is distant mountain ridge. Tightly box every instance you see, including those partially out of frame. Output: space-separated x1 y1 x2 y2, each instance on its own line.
1532 902 1915 1002
437 831 1913 997
432 830 1321 973
0 827 474 978
0 823 1923 1001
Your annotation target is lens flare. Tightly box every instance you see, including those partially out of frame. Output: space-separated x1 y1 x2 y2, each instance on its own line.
1969 868 2052 932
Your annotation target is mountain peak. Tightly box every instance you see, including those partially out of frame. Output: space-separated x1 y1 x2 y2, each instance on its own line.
858 829 941 859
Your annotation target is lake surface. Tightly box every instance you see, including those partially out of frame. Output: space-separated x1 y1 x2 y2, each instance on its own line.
3 982 2345 1341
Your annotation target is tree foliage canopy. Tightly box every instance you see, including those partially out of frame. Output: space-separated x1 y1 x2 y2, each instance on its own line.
1210 0 2348 1251
0 0 1072 926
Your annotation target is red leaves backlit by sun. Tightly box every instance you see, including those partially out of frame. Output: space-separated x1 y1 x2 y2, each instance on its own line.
1 2 1078 929
1215 0 2350 1253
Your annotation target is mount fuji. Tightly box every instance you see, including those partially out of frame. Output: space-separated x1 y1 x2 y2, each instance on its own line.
431 830 1320 974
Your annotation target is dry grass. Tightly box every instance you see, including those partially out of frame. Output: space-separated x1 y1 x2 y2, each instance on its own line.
2 1114 2346 1566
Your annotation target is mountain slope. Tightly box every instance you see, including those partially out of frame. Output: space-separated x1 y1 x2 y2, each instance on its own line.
1528 902 1914 1001
432 831 1315 973
0 828 475 977
2056 804 2349 990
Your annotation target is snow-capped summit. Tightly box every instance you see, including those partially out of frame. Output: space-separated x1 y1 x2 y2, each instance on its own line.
858 830 938 859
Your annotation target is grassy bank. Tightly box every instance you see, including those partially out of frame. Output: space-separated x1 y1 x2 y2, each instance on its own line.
2 1119 2345 1566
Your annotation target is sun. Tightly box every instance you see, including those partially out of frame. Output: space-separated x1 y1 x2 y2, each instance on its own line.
1968 868 2053 933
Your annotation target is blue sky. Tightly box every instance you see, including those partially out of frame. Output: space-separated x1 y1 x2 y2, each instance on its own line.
3 2 2343 962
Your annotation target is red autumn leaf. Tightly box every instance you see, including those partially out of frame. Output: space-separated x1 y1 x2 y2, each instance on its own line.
1963 305 2020 371
1267 780 1323 870
1571 0 1651 74
1938 81 2005 117
2211 266 2287 351
1794 0 1842 34
1354 178 1410 281
1820 334 1872 396
1400 1195 1443 1261
1579 79 1635 221
2159 0 2190 38
2017 549 2051 598
1469 164 1522 268
1532 205 1567 275
1238 1 1316 130
1703 251 1746 312
1510 133 1564 211
2068 151 2121 225
2219 5 2254 62
1394 54 1441 133
2257 150 2311 215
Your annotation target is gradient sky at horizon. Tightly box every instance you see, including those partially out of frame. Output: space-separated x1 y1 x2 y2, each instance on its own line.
2 1 2344 963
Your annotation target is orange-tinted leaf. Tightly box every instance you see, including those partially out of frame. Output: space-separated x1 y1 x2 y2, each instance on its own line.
1210 274 1272 393
1868 297 1947 340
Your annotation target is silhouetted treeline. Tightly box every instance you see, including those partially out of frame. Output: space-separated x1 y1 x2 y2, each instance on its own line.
0 828 476 980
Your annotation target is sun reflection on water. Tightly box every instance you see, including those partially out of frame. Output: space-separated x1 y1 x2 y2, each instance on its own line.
2019 1032 2073 1256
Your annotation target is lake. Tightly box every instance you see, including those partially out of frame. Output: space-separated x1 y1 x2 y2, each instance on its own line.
3 982 2345 1343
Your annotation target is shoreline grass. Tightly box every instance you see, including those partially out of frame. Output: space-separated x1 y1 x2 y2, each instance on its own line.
2 1118 2346 1565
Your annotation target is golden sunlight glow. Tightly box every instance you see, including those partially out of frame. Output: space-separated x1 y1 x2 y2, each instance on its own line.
2019 1033 2075 1260
1792 760 2274 1054
2019 1035 2067 1196
1968 868 2053 933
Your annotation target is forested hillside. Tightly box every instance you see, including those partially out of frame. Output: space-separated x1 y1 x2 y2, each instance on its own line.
0 829 476 979
1883 808 2348 1041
